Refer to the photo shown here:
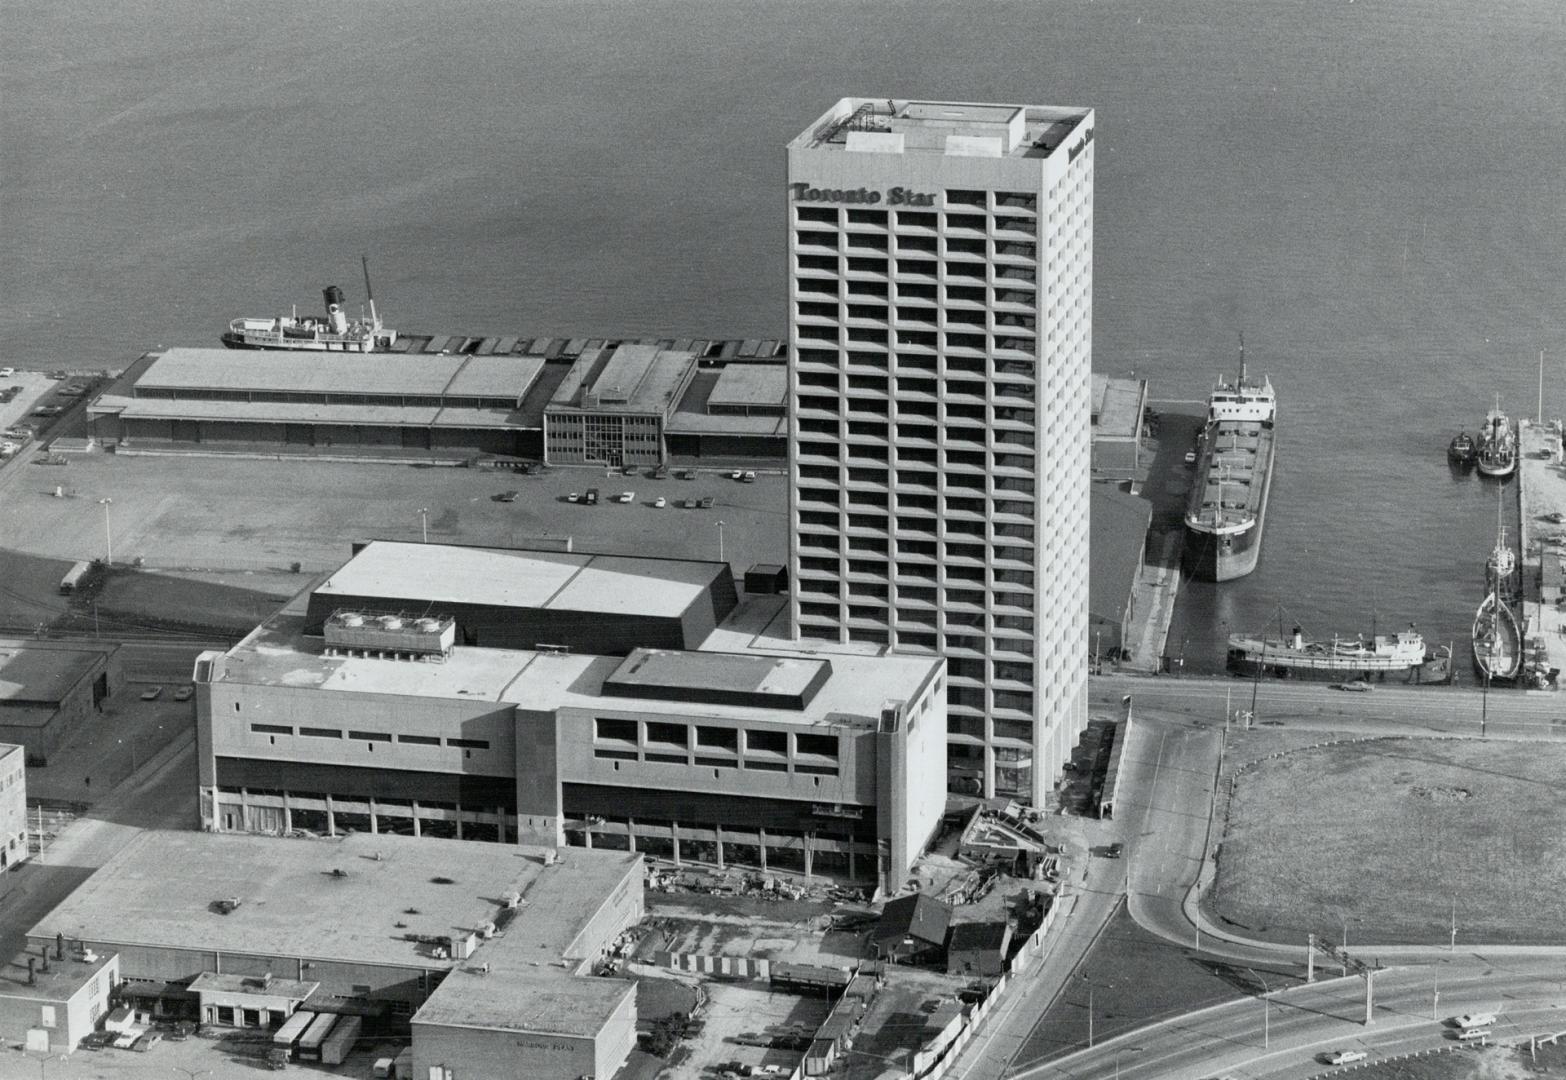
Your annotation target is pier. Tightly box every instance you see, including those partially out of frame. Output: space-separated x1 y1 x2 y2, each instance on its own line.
1515 419 1566 688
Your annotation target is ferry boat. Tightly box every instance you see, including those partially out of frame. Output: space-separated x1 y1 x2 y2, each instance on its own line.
1183 341 1277 582
1227 624 1433 679
1475 401 1516 478
221 258 397 353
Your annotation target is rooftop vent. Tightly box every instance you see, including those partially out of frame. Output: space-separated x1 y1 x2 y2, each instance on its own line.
324 609 456 662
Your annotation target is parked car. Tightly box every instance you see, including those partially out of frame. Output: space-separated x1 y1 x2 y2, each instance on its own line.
617 491 635 503
730 469 744 480
165 1020 196 1040
0 367 14 377
132 1030 163 1051
699 496 715 509
567 492 580 503
741 470 756 483
79 1030 112 1050
140 686 163 701
1104 842 1124 859
494 490 519 502
173 685 194 702
1335 680 1373 692
32 405 62 416
585 488 599 505
1324 1050 1367 1064
654 497 666 508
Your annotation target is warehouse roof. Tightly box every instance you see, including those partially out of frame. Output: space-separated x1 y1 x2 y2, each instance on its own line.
412 852 640 1037
26 832 569 970
0 948 117 1004
136 348 464 396
1091 375 1147 441
0 642 107 705
314 541 721 619
442 355 546 401
1089 488 1151 621
548 343 697 416
707 364 787 409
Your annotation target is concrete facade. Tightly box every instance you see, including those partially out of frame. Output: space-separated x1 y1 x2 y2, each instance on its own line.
0 742 25 873
786 99 1095 802
0 947 119 1054
196 542 946 894
544 343 700 467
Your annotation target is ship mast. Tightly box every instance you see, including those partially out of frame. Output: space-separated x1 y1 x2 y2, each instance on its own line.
362 255 380 332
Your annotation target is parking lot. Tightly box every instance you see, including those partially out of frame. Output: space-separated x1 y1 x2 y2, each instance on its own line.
0 451 789 574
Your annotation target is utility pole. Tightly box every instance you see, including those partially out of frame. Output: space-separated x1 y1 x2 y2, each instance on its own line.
1450 895 1457 953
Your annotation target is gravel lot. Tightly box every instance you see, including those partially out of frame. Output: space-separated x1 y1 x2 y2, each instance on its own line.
0 452 788 574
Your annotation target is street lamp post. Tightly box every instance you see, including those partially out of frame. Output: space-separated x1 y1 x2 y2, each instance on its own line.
716 520 726 562
418 507 429 543
1247 968 1271 1050
1450 894 1457 953
98 497 113 564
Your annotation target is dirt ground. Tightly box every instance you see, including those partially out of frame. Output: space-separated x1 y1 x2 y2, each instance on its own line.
0 450 788 574
655 977 832 1080
1210 737 1566 943
646 894 867 967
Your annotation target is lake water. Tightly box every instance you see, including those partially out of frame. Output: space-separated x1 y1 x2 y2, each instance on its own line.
4 0 1563 665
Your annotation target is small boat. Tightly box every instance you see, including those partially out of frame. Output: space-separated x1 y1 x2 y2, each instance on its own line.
1448 431 1476 466
1475 400 1516 479
1472 591 1522 681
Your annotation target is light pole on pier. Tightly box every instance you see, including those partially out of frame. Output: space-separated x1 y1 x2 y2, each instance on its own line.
98 497 113 564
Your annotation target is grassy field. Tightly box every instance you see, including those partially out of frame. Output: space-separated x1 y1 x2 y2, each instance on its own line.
1210 737 1566 943
1354 1041 1566 1079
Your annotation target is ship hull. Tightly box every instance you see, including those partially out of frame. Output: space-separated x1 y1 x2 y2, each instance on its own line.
221 332 380 353
1184 424 1277 583
1227 635 1434 681
1471 592 1522 682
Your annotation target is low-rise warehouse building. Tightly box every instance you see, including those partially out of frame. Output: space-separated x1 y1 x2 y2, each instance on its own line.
88 338 792 467
1088 487 1152 665
196 541 946 893
1090 375 1149 479
0 640 121 763
0 945 119 1054
26 830 643 1079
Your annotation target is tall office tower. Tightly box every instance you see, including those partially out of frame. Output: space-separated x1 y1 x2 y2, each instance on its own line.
786 99 1095 803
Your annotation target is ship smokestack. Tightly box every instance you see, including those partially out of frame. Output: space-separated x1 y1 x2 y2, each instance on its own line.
1292 626 1303 651
323 285 348 334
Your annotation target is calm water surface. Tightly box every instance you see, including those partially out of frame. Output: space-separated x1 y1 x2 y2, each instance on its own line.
4 0 1565 663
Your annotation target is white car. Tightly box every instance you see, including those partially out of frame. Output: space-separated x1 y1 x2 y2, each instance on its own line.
618 491 635 503
1325 1049 1367 1064
654 497 666 508
0 367 14 377
730 469 744 480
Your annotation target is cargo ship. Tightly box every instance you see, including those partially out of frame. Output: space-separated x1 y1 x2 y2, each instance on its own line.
221 258 397 353
1183 344 1277 582
1227 624 1449 682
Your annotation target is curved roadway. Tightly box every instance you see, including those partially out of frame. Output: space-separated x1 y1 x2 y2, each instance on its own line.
958 674 1566 1080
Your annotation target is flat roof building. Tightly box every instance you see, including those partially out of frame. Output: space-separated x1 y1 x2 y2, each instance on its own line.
0 743 25 874
1091 375 1149 478
0 945 119 1054
786 98 1095 801
198 541 947 894
26 831 642 1080
0 640 120 762
88 338 792 467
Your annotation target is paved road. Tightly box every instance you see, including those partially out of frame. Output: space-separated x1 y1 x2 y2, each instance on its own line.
1013 959 1566 1080
0 728 196 961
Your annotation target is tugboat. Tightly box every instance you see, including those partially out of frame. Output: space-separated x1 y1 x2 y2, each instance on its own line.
221 257 397 353
1448 431 1476 467
1475 400 1516 478
1183 337 1278 582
